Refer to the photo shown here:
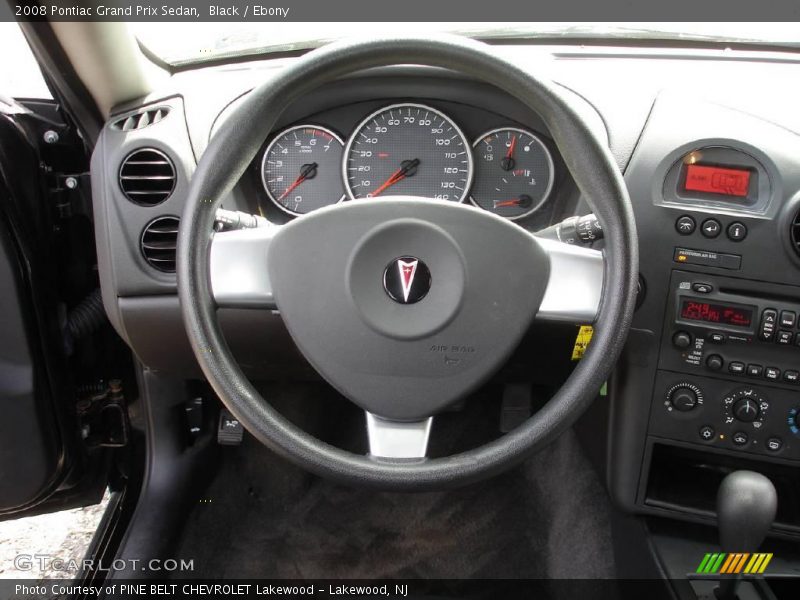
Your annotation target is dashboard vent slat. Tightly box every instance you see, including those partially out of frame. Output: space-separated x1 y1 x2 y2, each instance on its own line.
112 107 170 131
791 208 800 259
118 148 176 206
141 216 180 273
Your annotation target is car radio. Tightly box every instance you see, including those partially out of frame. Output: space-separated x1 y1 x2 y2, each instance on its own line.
664 272 800 386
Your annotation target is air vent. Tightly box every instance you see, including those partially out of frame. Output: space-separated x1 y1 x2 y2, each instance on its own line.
118 148 176 206
792 208 800 259
141 216 179 273
112 107 170 131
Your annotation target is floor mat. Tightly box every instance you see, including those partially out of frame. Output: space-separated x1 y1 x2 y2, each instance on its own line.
174 394 615 580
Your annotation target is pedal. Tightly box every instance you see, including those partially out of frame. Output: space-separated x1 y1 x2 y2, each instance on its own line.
217 409 244 445
500 383 532 433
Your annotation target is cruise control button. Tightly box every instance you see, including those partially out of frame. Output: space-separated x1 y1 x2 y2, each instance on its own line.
764 367 781 381
780 310 796 328
676 215 696 235
766 437 783 452
746 364 763 378
732 431 748 446
728 361 745 374
701 218 722 238
784 370 799 383
777 330 793 345
727 222 747 241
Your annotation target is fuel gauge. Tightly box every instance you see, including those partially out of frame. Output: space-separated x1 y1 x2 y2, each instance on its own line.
470 127 554 220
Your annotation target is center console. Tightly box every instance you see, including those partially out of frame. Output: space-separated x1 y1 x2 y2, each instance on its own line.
608 91 800 540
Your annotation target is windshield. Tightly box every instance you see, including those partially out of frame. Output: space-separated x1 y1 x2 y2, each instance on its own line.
132 22 800 66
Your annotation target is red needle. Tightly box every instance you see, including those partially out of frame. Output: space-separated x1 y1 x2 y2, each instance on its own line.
505 135 517 159
277 162 317 201
371 168 405 197
370 158 420 197
494 199 521 208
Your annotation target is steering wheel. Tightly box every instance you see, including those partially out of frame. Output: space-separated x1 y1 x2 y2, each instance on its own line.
178 35 637 490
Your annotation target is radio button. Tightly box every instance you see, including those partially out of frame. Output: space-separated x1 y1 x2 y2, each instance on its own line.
784 370 800 384
709 333 726 344
728 361 746 375
672 331 692 349
764 367 781 381
746 364 764 378
759 309 777 341
706 354 724 371
780 310 796 328
777 330 793 345
692 282 714 294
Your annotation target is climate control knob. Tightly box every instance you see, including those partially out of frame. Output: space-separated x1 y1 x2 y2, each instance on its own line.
723 388 768 428
733 397 760 422
666 383 703 412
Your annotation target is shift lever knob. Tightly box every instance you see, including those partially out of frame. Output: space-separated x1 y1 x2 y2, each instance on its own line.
717 470 777 552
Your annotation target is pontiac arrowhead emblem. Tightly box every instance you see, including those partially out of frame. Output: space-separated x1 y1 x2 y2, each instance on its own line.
383 256 431 304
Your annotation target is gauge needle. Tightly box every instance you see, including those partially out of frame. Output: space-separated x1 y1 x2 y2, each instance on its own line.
278 162 318 201
371 158 420 197
501 136 517 171
494 199 521 208
494 195 532 209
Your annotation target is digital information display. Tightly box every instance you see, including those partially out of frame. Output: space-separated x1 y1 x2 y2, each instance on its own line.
679 298 754 328
683 164 751 198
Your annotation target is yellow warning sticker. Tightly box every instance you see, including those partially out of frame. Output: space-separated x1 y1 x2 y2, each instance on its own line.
571 325 594 361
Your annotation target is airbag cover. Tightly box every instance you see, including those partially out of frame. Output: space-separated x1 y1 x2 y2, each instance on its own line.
268 198 549 420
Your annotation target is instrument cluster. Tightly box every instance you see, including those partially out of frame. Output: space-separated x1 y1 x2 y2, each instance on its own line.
260 102 555 221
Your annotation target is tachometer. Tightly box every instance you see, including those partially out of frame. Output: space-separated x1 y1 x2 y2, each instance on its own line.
261 125 346 215
470 127 554 220
343 103 473 202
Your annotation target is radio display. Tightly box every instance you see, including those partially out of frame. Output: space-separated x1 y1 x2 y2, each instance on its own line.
679 298 754 328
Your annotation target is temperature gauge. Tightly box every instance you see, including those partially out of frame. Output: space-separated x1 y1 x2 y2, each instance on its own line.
261 125 346 215
470 127 555 220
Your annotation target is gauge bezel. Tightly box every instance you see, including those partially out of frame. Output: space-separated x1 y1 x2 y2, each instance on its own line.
342 102 474 204
261 124 346 216
469 126 555 221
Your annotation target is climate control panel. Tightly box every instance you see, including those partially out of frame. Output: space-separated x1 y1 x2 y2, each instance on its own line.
650 371 800 460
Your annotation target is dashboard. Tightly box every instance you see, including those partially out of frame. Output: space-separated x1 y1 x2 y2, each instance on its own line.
90 43 800 535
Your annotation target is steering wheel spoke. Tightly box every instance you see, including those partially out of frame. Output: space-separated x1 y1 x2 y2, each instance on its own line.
210 226 278 309
535 237 604 324
366 412 433 460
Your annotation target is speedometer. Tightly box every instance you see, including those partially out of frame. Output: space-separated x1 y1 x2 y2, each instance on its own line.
343 103 473 202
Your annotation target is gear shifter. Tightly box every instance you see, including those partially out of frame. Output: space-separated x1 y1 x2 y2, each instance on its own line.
715 471 777 600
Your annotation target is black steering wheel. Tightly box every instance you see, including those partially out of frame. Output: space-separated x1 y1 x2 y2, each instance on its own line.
177 35 638 490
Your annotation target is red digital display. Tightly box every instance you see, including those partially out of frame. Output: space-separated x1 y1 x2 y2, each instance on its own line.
680 299 753 328
684 164 751 197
